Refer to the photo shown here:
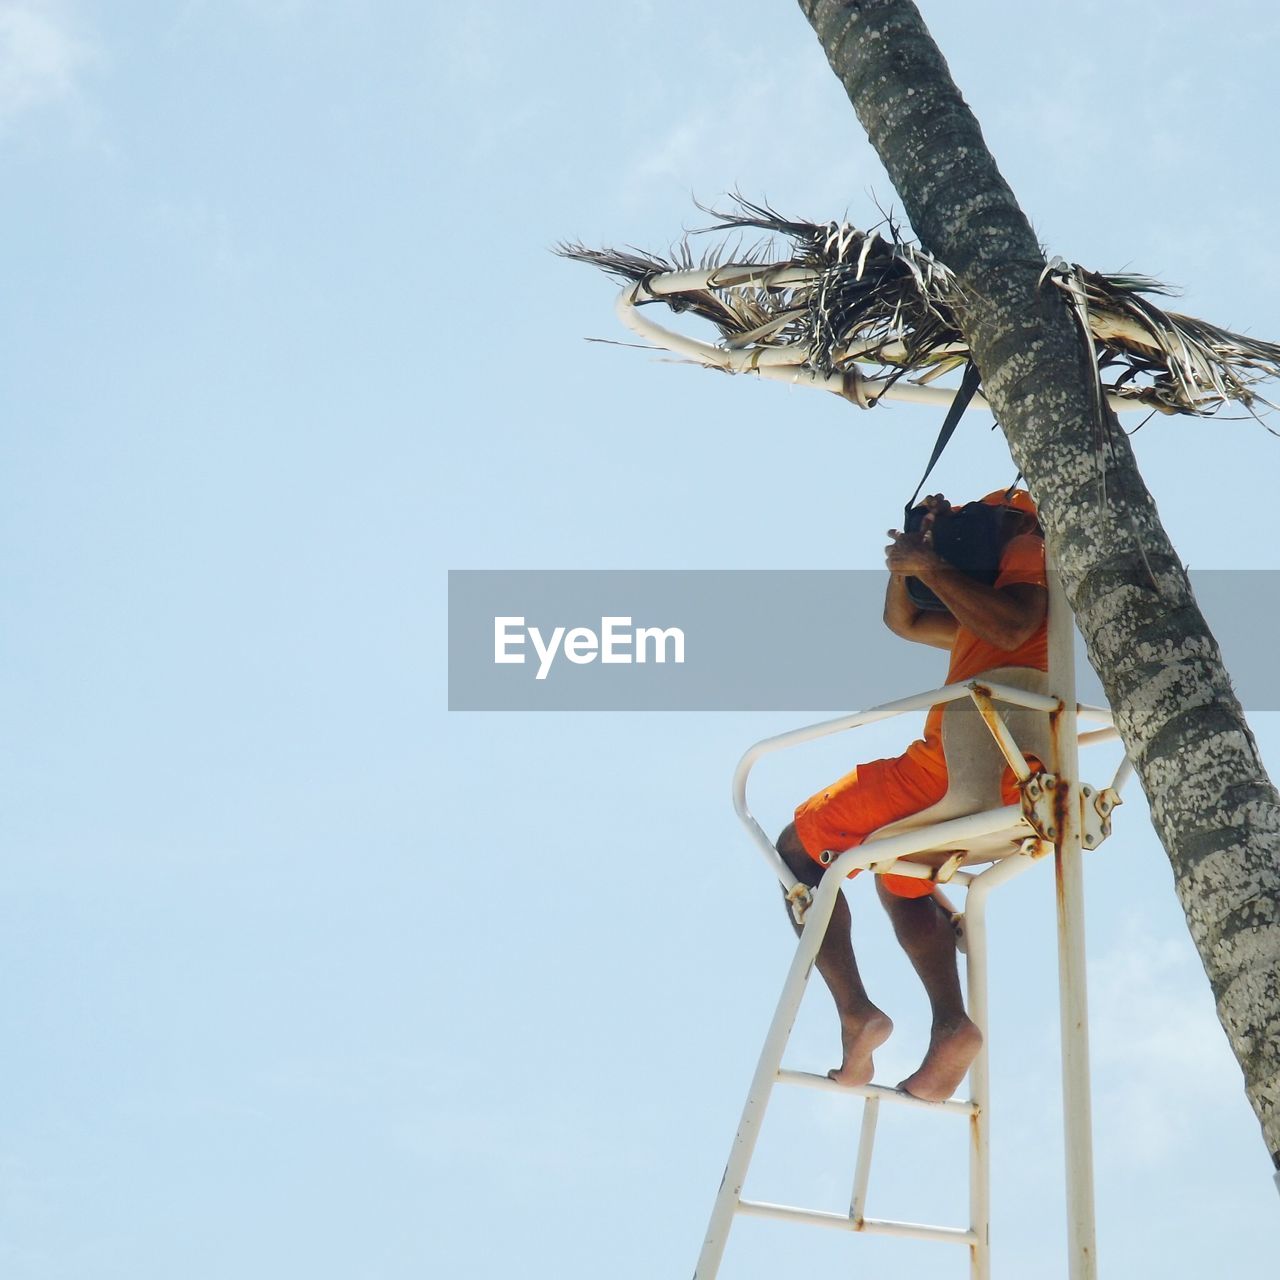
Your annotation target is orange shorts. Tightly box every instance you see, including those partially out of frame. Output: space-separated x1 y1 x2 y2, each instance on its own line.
793 750 1032 899
794 753 947 898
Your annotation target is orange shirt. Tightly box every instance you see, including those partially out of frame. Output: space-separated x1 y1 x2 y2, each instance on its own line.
945 531 1049 683
904 531 1049 780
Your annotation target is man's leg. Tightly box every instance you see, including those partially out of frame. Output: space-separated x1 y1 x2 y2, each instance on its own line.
776 823 892 1086
876 877 982 1101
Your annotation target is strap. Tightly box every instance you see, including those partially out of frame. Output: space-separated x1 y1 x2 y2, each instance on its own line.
905 361 982 518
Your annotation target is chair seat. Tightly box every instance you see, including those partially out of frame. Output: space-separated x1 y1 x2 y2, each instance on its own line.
862 812 1036 870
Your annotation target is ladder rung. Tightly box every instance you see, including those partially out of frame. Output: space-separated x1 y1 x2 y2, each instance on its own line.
736 1199 977 1246
736 1199 855 1231
775 1069 978 1116
859 1216 979 1246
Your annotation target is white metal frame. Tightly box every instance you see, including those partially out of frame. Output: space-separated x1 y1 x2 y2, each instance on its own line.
693 576 1129 1279
615 272 1138 414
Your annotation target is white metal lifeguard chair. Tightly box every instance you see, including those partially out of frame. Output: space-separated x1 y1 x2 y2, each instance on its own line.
559 209 1280 1279
692 577 1130 1280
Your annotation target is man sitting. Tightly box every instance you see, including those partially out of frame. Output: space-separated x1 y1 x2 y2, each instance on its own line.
775 488 1048 1101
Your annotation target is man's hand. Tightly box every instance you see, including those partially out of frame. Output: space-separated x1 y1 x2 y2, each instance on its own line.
885 526 946 576
885 495 951 576
883 496 958 650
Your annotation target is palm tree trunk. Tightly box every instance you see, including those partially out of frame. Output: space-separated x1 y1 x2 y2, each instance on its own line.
796 0 1280 1167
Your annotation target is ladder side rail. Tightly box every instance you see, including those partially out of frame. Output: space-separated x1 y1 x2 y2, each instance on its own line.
848 1097 880 1226
963 845 1051 1280
692 835 854 1279
1047 571 1098 1280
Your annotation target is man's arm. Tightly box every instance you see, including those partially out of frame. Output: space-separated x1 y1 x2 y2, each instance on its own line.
920 574 1046 650
883 568 958 650
885 528 1046 651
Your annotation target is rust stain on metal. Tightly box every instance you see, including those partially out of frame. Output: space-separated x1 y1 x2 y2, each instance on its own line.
1050 703 1072 928
970 684 1033 780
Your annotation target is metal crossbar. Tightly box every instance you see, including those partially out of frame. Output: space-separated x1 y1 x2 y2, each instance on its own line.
693 577 1129 1280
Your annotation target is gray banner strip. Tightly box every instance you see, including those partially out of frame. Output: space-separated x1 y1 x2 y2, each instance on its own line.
448 570 1129 711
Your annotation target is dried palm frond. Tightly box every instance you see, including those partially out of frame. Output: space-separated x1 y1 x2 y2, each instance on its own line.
558 198 1280 419
557 234 803 353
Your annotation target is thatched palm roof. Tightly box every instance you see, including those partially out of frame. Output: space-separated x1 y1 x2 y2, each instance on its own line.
560 198 1280 420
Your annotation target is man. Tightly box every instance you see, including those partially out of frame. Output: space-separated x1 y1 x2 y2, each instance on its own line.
775 488 1048 1102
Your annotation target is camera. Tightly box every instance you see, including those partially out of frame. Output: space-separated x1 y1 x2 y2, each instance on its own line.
903 500 1006 610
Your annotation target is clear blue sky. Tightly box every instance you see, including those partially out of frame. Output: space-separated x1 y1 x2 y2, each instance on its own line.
4 1 1278 1276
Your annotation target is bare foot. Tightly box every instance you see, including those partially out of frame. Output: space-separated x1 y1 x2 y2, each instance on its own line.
898 1016 982 1101
828 1008 894 1086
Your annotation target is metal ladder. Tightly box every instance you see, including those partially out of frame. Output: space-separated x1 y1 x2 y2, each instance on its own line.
694 576 1129 1280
